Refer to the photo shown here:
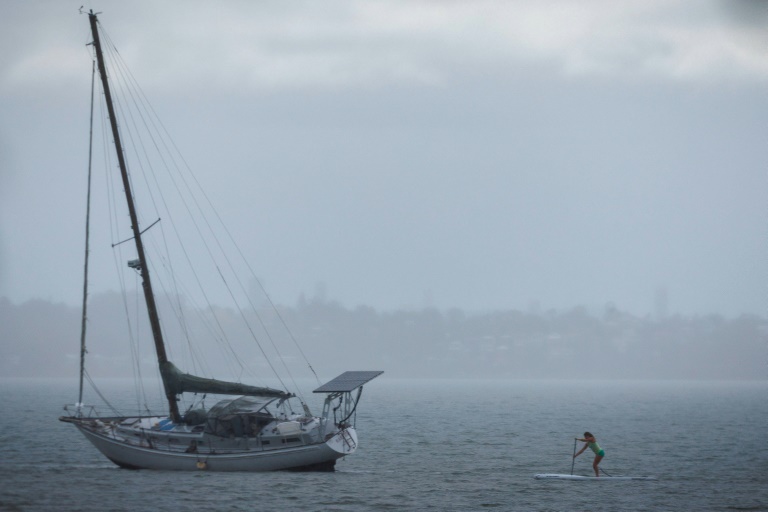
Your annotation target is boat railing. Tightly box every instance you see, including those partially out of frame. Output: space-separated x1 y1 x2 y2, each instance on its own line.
60 404 163 422
61 403 101 418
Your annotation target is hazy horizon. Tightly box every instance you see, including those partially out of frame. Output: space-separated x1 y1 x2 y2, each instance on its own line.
1 291 764 382
0 285 763 319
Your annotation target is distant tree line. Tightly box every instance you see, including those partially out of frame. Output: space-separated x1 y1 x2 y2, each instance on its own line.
1 295 765 380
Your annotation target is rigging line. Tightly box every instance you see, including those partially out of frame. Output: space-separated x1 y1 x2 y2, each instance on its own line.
159 268 216 370
119 45 320 386
191 183 320 387
98 31 182 271
95 57 143 409
117 84 306 391
99 22 304 390
84 370 122 416
79 58 96 407
134 270 150 413
209 255 292 384
101 40 201 362
144 234 200 373
108 49 232 286
236 290 307 401
250 282 321 387
156 165 309 388
216 266 289 391
96 54 121 263
159 188 277 381
125 149 251 375
97 30 217 378
158 172 307 388
96 35 142 235
102 119 148 412
129 154 251 376
107 51 229 310
123 261 147 413
138 129 309 389
102 40 168 240
147 247 239 379
100 35 151 230
146 232 242 378
98 94 146 418
145 251 231 377
183 175 319 384
146 249 207 376
95 59 150 412
101 39 246 378
101 43 171 400
220 223 320 385
110 218 161 247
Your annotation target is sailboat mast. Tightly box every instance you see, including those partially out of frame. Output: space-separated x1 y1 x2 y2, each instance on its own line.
88 12 181 422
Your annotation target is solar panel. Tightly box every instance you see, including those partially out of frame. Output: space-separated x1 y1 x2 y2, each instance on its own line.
313 371 384 393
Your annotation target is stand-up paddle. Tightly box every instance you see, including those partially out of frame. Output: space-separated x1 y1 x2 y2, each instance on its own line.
570 437 577 475
534 435 656 481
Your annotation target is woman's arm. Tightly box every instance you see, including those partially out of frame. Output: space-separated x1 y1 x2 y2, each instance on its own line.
574 443 588 457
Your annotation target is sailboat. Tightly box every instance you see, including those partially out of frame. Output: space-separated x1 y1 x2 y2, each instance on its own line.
60 11 382 471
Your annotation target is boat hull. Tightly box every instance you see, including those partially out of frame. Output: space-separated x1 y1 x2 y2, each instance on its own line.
73 422 356 471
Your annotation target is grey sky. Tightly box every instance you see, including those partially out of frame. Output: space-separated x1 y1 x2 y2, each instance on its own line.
1 0 766 316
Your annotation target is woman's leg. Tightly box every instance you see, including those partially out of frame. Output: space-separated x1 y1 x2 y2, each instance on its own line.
593 455 603 477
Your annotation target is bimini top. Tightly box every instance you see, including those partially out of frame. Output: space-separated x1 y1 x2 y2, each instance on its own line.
206 396 274 418
313 371 384 393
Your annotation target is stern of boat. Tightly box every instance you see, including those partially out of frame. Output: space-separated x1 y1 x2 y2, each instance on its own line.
325 427 358 455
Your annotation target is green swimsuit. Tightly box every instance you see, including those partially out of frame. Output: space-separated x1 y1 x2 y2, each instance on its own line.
588 441 605 457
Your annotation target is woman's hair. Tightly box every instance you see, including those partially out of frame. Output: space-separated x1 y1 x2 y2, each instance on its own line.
584 432 593 437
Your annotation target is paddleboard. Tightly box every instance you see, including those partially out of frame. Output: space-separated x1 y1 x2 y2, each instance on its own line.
534 473 656 481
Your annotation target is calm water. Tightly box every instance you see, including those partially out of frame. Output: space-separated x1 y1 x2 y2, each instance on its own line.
0 378 766 511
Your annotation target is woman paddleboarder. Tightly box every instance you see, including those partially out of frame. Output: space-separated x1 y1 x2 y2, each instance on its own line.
574 432 604 477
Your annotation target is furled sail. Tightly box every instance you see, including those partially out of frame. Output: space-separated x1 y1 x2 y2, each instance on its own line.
160 361 293 398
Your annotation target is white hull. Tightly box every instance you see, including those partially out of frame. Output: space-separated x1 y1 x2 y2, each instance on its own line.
62 372 382 472
74 422 356 472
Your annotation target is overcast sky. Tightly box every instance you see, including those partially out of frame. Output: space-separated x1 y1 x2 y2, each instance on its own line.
1 0 766 317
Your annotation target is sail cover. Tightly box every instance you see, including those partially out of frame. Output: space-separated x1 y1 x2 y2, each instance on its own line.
160 361 293 398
